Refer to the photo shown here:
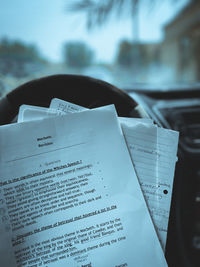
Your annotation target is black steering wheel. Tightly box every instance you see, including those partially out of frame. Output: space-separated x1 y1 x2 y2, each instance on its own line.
0 74 137 125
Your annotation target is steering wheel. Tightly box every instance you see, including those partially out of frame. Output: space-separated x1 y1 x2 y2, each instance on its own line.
0 74 137 125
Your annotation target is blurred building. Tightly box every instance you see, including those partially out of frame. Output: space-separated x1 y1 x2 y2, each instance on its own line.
161 0 200 83
139 43 161 67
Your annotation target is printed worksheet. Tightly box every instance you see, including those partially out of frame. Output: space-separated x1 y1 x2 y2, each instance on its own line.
49 98 179 250
0 106 167 267
20 99 179 250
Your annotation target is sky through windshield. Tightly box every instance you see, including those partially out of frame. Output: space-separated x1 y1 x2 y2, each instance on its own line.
0 0 189 63
1 0 199 94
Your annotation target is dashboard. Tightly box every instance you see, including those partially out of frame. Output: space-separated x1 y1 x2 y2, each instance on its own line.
127 87 200 267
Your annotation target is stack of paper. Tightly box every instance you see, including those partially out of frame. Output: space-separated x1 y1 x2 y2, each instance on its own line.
0 98 179 267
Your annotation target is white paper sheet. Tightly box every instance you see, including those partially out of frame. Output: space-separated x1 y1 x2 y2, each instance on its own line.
120 119 179 250
0 106 167 267
50 98 87 113
20 99 178 250
18 104 152 125
17 105 66 123
49 98 179 250
118 117 154 125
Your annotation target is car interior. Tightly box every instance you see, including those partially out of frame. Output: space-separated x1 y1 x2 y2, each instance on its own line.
0 0 200 266
0 74 200 267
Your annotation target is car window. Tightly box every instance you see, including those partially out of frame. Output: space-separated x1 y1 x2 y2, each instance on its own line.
0 0 199 96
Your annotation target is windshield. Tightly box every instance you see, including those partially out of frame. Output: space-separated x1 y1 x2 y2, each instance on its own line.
0 0 199 96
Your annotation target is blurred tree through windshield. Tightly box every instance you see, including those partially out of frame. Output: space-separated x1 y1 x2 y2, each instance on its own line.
63 42 94 69
0 38 45 78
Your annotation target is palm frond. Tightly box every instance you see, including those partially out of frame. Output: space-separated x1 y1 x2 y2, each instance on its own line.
67 0 165 29
67 0 140 29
